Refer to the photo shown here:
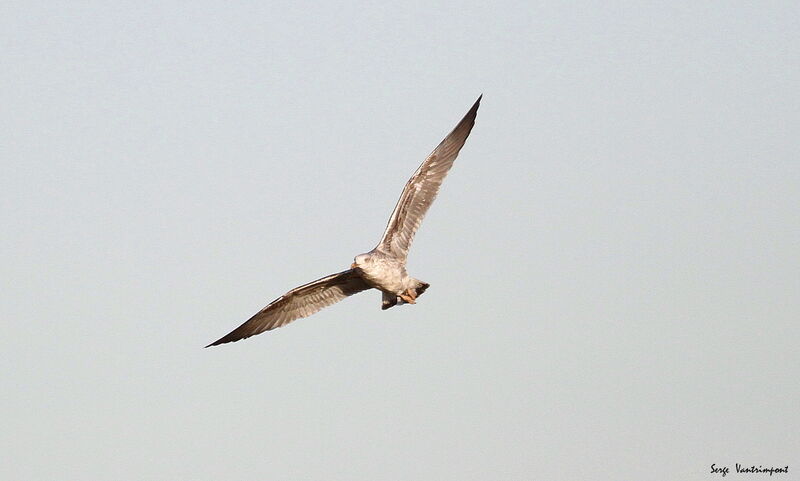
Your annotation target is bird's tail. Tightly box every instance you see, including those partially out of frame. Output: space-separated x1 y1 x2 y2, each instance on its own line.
381 279 430 310
412 279 430 298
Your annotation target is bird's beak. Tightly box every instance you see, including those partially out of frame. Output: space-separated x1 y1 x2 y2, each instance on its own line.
351 262 358 269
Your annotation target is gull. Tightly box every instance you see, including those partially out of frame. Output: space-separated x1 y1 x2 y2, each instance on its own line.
206 95 481 347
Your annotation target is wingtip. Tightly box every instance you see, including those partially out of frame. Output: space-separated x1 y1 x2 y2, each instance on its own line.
205 336 232 348
205 337 234 348
205 330 253 348
468 94 482 114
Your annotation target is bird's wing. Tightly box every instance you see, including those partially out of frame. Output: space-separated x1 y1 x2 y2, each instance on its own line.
376 95 481 260
206 269 371 347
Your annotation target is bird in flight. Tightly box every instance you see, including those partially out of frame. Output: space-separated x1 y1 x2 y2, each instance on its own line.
207 95 481 347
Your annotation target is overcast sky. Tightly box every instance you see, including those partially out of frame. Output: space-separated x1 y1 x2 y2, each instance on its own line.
2 1 798 480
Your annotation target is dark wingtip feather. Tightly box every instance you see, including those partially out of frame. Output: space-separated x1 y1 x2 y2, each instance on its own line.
205 336 232 348
205 328 253 348
473 94 482 110
205 327 253 347
444 95 481 144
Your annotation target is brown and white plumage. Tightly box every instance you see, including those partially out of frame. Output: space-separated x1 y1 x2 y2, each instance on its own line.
378 95 482 260
206 96 481 347
206 270 370 347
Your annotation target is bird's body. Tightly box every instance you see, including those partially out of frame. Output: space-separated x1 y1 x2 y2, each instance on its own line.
354 252 407 294
352 251 429 309
207 96 481 347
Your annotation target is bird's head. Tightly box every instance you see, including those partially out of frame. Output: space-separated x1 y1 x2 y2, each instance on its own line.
351 253 370 270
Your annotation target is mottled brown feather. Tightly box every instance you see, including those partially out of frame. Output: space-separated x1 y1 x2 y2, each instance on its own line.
206 269 371 347
377 95 481 259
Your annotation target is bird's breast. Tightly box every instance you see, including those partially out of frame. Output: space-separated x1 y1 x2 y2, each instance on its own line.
358 261 406 293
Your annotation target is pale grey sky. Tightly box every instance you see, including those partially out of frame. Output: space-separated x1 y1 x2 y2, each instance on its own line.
2 1 798 480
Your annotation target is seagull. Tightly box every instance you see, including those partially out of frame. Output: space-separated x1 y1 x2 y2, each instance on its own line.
206 95 481 347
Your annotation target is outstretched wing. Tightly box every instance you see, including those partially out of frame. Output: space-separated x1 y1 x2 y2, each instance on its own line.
376 95 481 260
206 269 371 347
